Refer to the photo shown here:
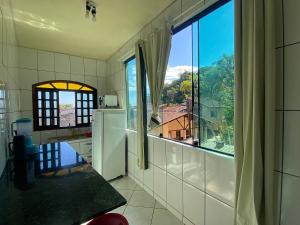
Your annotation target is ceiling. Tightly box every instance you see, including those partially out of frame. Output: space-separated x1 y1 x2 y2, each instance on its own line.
11 0 173 60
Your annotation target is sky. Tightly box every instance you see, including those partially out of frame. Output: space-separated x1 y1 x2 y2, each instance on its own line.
128 0 234 106
59 91 75 106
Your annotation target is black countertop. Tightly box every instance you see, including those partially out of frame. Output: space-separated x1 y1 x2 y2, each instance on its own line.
0 142 127 225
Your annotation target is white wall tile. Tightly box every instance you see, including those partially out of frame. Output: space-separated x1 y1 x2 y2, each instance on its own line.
38 50 54 71
154 165 167 201
127 130 137 154
55 72 71 80
71 74 84 83
19 68 38 90
275 0 283 48
167 173 183 213
183 145 205 191
135 162 144 182
284 0 300 45
275 111 283 172
20 90 32 111
144 162 154 190
128 152 135 176
147 136 154 164
84 75 98 88
205 195 234 225
281 174 300 225
70 56 84 75
97 60 106 76
153 137 166 169
166 140 183 179
206 152 235 206
18 47 37 69
275 48 283 110
54 53 70 73
183 182 205 225
84 58 97 76
274 172 282 225
283 111 300 177
38 71 55 82
284 44 300 110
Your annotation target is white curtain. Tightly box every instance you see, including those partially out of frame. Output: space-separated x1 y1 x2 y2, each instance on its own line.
234 0 275 225
135 23 172 169
143 23 172 128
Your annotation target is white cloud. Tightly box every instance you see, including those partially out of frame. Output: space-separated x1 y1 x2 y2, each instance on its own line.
165 65 196 84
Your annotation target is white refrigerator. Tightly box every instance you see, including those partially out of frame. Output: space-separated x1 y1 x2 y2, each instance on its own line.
92 109 126 180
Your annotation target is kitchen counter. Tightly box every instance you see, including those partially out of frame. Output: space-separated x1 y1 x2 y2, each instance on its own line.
0 142 126 225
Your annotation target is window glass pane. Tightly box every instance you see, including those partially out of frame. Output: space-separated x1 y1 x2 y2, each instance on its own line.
39 118 42 126
54 110 57 117
77 93 81 100
53 92 57 99
45 92 50 99
59 91 75 127
39 109 42 117
126 58 137 130
89 101 93 108
83 101 88 108
83 109 88 116
83 93 87 100
38 91 42 99
198 0 234 154
46 110 50 117
83 117 88 123
89 109 93 115
38 100 42 108
69 83 82 90
52 82 67 89
89 94 93 100
160 24 193 143
77 109 81 116
53 101 57 108
46 118 50 126
77 117 82 124
77 101 81 108
54 118 57 125
45 101 50 108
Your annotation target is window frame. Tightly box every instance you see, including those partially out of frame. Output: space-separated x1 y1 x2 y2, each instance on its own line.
32 80 97 131
162 0 234 156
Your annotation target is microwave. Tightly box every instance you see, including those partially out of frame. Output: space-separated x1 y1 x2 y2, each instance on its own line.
99 95 118 108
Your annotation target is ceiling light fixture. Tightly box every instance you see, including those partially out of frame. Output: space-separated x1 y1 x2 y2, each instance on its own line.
85 0 97 21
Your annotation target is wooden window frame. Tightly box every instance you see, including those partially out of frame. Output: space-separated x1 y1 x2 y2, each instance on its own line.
32 80 97 131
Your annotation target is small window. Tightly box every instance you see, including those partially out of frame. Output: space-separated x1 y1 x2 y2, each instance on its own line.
32 80 97 131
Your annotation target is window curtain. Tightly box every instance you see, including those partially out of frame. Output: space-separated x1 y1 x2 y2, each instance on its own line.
135 40 148 169
143 23 172 129
135 23 172 169
234 0 275 225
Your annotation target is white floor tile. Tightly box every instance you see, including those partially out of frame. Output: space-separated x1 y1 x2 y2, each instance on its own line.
123 206 153 225
129 190 155 208
152 208 183 225
110 176 137 190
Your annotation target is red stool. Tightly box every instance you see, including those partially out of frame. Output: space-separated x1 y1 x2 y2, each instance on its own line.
87 213 129 225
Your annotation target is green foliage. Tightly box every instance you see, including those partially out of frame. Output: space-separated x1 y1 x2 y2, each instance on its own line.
162 54 235 144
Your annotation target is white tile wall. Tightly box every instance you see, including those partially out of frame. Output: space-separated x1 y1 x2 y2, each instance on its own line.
166 140 183 179
37 50 54 71
281 173 300 225
127 130 235 225
275 1 300 224
15 46 108 145
0 0 20 176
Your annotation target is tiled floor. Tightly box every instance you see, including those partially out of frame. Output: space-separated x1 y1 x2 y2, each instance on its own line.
109 176 184 225
81 176 183 225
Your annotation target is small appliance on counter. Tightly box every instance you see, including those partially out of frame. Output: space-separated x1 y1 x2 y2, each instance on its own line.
9 118 38 188
98 95 119 108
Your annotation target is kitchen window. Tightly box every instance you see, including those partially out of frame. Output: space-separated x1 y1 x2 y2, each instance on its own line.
32 80 97 131
160 0 235 155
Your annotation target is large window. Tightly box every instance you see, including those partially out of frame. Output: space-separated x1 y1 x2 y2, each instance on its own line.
160 0 234 154
32 80 97 131
125 57 137 130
